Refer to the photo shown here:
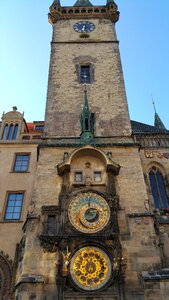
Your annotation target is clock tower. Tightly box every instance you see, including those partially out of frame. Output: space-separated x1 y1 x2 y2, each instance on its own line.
14 1 162 300
45 0 131 138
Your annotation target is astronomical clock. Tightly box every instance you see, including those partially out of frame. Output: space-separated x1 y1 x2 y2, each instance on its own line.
55 175 123 295
65 187 123 295
67 192 113 291
68 192 110 234
70 246 111 291
40 146 124 298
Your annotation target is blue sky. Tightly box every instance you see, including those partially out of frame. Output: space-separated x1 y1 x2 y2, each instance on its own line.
0 0 169 128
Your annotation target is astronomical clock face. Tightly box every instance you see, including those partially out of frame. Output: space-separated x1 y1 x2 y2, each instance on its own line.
68 192 110 233
73 21 95 33
70 246 111 291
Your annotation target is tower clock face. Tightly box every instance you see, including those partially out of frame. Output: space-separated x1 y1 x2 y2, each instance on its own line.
68 192 110 233
70 246 111 291
73 21 95 33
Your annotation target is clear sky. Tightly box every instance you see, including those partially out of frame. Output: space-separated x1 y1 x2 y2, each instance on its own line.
0 0 169 128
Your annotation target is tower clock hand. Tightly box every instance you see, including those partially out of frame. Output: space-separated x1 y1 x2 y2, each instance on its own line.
82 25 86 32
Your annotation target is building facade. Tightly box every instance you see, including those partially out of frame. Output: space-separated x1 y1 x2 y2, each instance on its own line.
1 1 169 299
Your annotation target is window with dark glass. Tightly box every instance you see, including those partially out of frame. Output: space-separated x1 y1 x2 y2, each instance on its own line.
1 123 18 140
80 66 91 83
13 154 30 172
4 193 24 220
47 215 56 234
149 167 169 209
94 171 102 182
7 124 14 140
2 124 8 140
35 125 44 131
75 171 83 182
13 124 19 139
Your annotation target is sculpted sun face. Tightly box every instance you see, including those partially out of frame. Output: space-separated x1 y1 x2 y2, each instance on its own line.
68 192 110 234
70 246 111 291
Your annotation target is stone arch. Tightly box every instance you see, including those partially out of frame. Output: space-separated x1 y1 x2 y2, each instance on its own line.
0 251 13 299
146 162 169 209
146 161 166 175
57 146 120 176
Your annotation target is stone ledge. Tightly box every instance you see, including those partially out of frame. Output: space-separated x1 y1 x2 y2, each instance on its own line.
142 269 169 281
156 215 169 224
128 212 154 218
16 275 45 287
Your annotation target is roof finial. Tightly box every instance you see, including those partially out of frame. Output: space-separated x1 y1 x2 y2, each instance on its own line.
12 106 17 111
151 94 156 114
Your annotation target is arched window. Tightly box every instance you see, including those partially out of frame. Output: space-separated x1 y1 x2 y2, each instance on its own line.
13 124 19 139
7 124 14 140
1 123 19 140
149 167 169 209
2 124 8 140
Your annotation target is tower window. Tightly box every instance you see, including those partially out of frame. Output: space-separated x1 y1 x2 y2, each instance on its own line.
2 124 8 140
1 123 19 140
4 193 24 221
75 172 83 182
94 171 102 182
13 154 30 172
85 118 89 130
149 167 169 209
80 66 91 83
13 124 19 139
47 215 56 234
35 125 44 131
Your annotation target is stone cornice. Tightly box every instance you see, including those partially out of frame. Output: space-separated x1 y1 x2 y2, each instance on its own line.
48 4 119 24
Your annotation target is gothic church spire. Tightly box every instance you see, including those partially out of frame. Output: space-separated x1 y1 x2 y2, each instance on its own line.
80 85 94 144
153 101 166 131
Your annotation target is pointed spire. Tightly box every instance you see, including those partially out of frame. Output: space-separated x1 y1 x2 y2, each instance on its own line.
74 0 93 7
107 0 115 4
154 112 166 131
82 84 90 117
152 99 166 131
52 0 60 4
80 85 95 145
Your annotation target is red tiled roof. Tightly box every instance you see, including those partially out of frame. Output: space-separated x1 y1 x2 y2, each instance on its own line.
26 122 34 132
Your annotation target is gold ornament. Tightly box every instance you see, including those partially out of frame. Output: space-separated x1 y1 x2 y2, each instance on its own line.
68 192 110 233
70 246 111 291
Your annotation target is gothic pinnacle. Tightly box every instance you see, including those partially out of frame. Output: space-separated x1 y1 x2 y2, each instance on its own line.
152 99 166 131
74 0 93 7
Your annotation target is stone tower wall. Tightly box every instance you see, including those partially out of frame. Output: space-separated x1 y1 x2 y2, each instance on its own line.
45 19 131 137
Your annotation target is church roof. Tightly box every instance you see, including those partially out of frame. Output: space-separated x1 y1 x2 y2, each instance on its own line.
131 120 169 134
73 0 93 7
